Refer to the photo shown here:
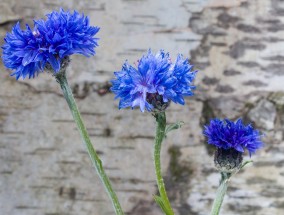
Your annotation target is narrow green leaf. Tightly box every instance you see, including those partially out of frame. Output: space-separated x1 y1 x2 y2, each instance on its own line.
153 195 175 215
154 195 171 215
165 121 184 136
240 160 253 170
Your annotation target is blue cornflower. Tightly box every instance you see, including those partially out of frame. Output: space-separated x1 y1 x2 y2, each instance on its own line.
2 9 99 80
2 23 48 79
111 50 197 112
204 118 263 155
35 9 100 71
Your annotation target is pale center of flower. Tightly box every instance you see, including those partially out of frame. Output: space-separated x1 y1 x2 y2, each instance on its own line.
32 30 40 37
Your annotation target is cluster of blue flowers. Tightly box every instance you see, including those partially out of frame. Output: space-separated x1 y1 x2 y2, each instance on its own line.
2 9 99 80
2 9 263 157
204 119 263 155
1 8 266 215
111 50 197 112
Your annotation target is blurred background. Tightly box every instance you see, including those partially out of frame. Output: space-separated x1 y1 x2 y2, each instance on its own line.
1 0 284 214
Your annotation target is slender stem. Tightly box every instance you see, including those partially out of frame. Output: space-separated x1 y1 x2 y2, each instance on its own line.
55 72 124 215
154 112 175 215
210 173 230 215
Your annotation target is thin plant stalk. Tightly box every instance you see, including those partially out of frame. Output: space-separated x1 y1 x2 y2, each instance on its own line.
210 173 231 215
55 71 124 215
154 112 175 215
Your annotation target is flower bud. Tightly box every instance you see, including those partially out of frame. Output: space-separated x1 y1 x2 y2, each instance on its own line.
214 148 243 174
146 93 170 112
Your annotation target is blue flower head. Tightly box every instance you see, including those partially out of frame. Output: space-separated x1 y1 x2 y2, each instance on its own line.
2 23 48 79
2 9 100 80
35 9 100 71
111 50 197 112
204 118 263 155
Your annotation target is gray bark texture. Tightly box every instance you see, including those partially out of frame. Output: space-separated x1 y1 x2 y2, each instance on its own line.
1 0 284 214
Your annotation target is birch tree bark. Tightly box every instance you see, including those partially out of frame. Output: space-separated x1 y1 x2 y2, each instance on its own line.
1 0 284 214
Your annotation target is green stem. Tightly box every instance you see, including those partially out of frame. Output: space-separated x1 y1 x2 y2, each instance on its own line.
154 112 175 215
55 72 124 215
210 173 230 215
